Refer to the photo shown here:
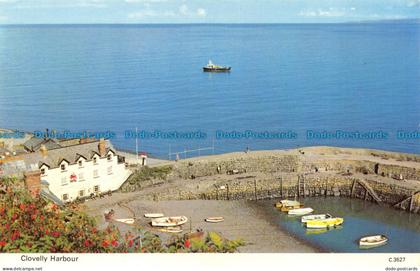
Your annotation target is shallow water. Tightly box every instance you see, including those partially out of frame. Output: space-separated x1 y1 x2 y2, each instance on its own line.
258 197 420 252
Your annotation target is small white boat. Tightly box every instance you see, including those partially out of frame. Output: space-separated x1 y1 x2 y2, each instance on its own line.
288 207 314 216
205 217 224 223
301 214 332 223
144 213 164 218
159 226 183 233
151 216 188 227
359 235 388 249
113 218 135 225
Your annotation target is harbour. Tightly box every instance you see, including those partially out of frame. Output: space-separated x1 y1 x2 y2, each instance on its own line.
260 197 420 253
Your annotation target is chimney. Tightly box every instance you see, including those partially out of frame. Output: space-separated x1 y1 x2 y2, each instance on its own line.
24 170 41 197
98 138 106 157
39 144 48 157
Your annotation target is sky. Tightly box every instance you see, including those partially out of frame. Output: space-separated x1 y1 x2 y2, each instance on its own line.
0 0 419 24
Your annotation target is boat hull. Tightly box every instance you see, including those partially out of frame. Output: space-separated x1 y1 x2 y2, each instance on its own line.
301 214 332 223
203 67 231 72
306 218 344 229
159 226 183 233
151 216 188 227
280 204 304 212
205 217 224 223
288 208 314 216
114 218 135 225
359 235 388 249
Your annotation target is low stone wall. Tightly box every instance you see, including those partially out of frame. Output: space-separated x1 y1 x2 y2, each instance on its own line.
169 154 301 179
121 148 420 214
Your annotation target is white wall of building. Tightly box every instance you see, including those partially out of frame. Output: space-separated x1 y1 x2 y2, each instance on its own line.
40 150 131 202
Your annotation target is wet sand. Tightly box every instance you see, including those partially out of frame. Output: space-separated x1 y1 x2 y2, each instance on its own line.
85 198 318 252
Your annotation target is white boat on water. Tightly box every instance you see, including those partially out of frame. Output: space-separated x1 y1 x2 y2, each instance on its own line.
144 213 164 218
301 214 332 223
288 207 314 216
205 217 224 223
359 235 388 249
114 218 135 225
151 216 188 227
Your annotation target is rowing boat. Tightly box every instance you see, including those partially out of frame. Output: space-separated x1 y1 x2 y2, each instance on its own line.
305 217 344 229
151 216 188 227
288 207 314 216
280 204 305 212
359 235 388 249
144 213 164 218
158 226 183 233
114 218 135 225
275 200 301 208
301 214 332 223
205 217 224 223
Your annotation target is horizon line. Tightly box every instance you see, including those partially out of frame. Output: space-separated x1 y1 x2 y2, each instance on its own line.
0 18 419 26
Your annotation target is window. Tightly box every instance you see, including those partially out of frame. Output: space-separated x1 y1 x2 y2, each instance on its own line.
79 190 85 197
94 185 100 193
40 168 46 175
61 163 66 171
93 169 99 178
79 172 85 181
107 153 112 161
93 157 98 164
78 160 83 167
61 176 68 186
107 166 112 175
62 194 69 201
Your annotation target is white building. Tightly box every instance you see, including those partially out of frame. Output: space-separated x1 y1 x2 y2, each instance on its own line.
19 139 131 203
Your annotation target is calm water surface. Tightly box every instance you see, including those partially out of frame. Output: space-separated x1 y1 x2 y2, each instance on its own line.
0 23 418 157
259 197 420 252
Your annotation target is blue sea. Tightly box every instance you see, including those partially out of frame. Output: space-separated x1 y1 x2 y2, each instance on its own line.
0 23 418 158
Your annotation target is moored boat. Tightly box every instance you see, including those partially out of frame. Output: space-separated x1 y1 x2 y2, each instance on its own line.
305 217 344 229
203 60 231 72
301 214 332 223
275 200 301 208
288 207 314 216
280 204 305 212
113 218 135 225
359 235 388 249
205 217 224 223
144 213 164 218
158 226 183 233
151 216 188 227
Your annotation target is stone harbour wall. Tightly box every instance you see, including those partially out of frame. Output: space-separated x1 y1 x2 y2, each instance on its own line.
124 149 420 214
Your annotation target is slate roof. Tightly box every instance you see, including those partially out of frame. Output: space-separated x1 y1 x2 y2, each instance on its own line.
23 138 61 152
20 140 116 171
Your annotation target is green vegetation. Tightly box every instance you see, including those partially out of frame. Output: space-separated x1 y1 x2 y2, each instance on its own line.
167 232 245 253
122 166 173 192
0 177 243 253
129 165 173 184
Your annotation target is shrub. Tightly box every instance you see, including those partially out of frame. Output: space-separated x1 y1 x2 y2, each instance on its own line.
0 177 243 253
